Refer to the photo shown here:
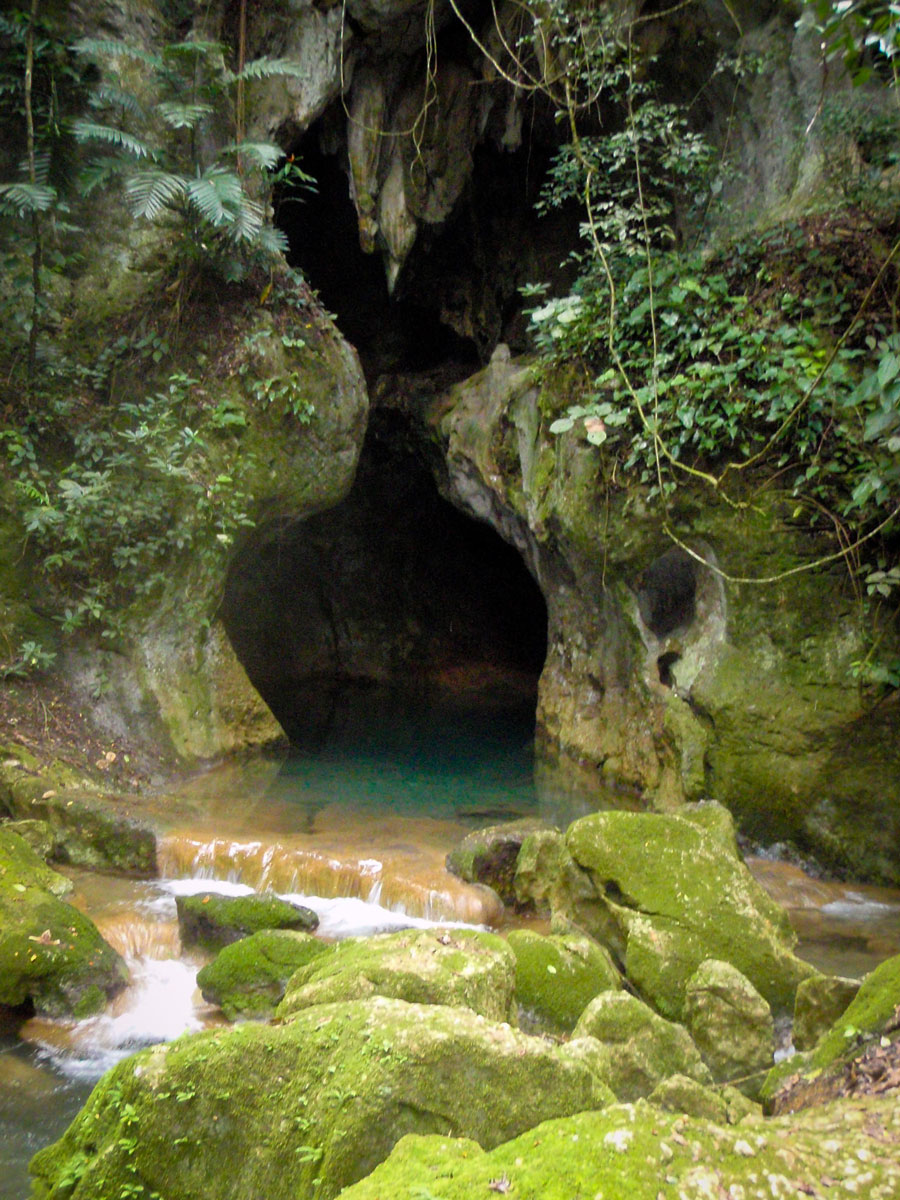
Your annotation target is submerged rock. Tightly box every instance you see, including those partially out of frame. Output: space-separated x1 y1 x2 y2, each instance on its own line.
337 1094 900 1200
565 807 816 1018
276 927 516 1022
506 928 622 1033
0 828 127 1017
572 990 712 1101
176 890 318 951
30 996 611 1200
197 930 329 1021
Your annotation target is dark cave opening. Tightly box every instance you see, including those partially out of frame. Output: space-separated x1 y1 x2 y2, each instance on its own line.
274 133 481 376
220 412 548 747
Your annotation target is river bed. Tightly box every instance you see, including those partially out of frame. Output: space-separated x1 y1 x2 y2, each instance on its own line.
3 703 900 1198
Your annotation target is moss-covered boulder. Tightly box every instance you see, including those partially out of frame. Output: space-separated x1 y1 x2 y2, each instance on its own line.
565 807 815 1018
0 829 127 1017
30 997 612 1200
276 928 516 1022
506 928 621 1033
2 819 57 862
0 758 156 874
763 953 900 1112
337 1094 900 1200
445 819 549 906
682 959 774 1086
647 1073 760 1124
571 990 711 1100
196 930 329 1020
176 890 318 951
512 828 614 940
792 972 861 1052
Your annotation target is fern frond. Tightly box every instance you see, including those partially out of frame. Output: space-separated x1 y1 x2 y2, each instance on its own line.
73 119 156 160
162 40 225 62
88 83 145 120
157 101 214 130
73 38 163 70
255 224 289 256
125 169 187 220
220 141 282 170
0 181 57 216
225 195 264 244
185 168 243 228
77 157 127 196
222 56 307 84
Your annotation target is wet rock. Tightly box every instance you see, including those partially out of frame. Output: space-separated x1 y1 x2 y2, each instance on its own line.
2 818 57 862
683 959 775 1085
30 996 611 1200
565 808 816 1018
792 972 861 1052
572 990 712 1101
276 927 516 1022
176 890 318 952
0 828 127 1017
336 1094 900 1200
197 930 329 1021
445 818 549 906
506 928 621 1033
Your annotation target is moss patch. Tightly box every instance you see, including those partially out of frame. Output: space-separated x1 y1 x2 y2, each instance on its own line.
197 930 329 1020
506 928 621 1033
177 890 319 951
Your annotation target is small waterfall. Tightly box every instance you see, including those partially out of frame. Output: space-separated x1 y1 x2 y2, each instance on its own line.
157 830 505 926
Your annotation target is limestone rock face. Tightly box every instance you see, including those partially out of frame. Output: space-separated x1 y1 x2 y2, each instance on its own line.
0 828 128 1017
30 997 612 1200
571 991 712 1101
683 959 775 1083
445 818 549 906
337 1095 900 1200
197 930 329 1021
276 928 516 1022
564 809 816 1019
506 929 622 1034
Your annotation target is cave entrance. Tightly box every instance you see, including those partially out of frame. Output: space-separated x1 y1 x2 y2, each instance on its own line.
220 412 548 751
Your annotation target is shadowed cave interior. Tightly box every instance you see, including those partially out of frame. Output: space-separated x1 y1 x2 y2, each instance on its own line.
220 413 548 749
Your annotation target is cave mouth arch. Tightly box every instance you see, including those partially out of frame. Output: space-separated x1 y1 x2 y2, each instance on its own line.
220 412 548 749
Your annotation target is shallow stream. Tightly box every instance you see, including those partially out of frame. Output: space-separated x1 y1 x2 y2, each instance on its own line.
3 695 900 1198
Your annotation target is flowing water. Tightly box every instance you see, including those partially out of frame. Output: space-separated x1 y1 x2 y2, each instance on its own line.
3 695 900 1198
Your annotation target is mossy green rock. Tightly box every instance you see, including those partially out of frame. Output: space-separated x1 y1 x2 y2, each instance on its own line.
683 959 775 1083
513 829 615 944
809 952 900 1069
0 827 71 898
176 890 319 951
446 819 549 906
572 990 712 1100
337 1094 900 1200
0 765 156 874
30 996 611 1200
197 930 329 1020
506 928 621 1033
277 928 516 1022
792 972 861 1052
647 1073 760 1124
566 808 815 1018
0 829 127 1016
3 819 58 863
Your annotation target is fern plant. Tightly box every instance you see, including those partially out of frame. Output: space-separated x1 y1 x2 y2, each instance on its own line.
72 37 314 280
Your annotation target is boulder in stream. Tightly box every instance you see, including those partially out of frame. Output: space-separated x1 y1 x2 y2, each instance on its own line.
30 996 612 1200
506 928 622 1033
792 972 861 1051
445 818 550 906
564 806 816 1018
572 990 712 1100
197 929 329 1020
276 927 516 1022
176 890 319 951
682 958 774 1086
0 828 128 1017
336 1094 900 1200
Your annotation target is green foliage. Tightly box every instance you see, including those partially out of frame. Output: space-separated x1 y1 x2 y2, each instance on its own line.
808 0 900 87
3 360 257 638
72 37 314 281
0 639 56 679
